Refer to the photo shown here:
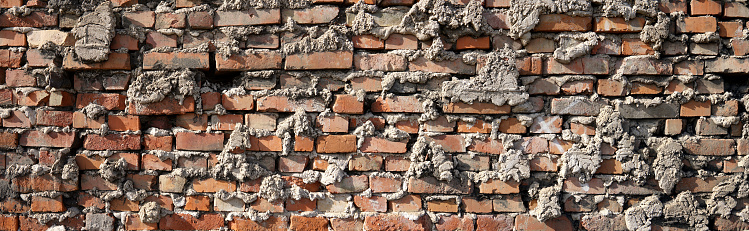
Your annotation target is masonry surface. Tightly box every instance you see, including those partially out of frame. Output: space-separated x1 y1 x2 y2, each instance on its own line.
0 0 749 230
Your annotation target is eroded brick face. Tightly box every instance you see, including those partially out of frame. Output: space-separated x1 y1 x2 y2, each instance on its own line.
4 1 748 230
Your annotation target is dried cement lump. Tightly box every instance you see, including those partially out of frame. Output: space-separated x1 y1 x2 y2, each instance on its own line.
0 0 748 230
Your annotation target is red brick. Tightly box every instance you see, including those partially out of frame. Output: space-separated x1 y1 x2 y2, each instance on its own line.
128 96 196 115
621 39 654 55
35 110 73 127
674 176 729 192
31 196 64 212
230 216 289 231
187 11 212 29
678 16 717 33
514 214 574 231
597 79 626 96
159 213 224 230
682 138 735 156
143 135 172 151
175 132 223 151
0 12 57 27
478 179 520 194
359 137 408 153
681 100 711 117
595 17 645 32
111 197 140 211
524 38 555 53
75 153 139 170
457 119 493 133
0 215 18 231
563 177 605 194
141 154 172 171
354 195 387 212
122 11 155 27
533 15 592 32
108 115 140 131
76 93 127 110
426 134 466 152
222 94 255 110
476 214 513 231
125 214 157 230
110 34 139 50
0 88 13 106
498 117 526 134
0 30 24 46
494 195 526 212
330 218 363 231
193 178 236 193
372 96 423 112
0 49 21 68
289 216 329 231
332 94 364 114
733 39 749 56
317 115 348 133
530 116 562 134
517 56 543 75
364 215 429 231
215 51 283 71
352 35 384 49
444 102 510 114
385 34 418 50
282 6 338 24
84 134 140 150
691 0 721 15
256 95 325 112
244 135 279 152
14 89 47 106
0 132 17 150
184 195 211 211
660 0 688 13
456 36 491 50
719 21 743 37
354 53 407 71
63 53 131 70
19 131 75 148
214 9 281 26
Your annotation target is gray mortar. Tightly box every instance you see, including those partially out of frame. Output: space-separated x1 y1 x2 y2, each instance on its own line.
553 32 599 64
663 191 709 231
648 137 682 194
441 47 529 106
530 184 562 222
126 69 201 105
624 195 662 231
98 158 126 182
406 137 455 182
72 2 114 62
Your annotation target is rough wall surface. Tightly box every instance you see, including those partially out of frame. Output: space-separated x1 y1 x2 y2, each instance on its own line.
0 0 748 230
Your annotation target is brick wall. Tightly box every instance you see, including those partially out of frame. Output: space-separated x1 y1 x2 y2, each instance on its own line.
0 0 748 230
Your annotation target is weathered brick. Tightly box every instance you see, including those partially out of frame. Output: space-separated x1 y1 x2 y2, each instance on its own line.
215 51 283 71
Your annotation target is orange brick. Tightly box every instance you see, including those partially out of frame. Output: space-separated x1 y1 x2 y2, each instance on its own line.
352 35 384 49
691 0 721 15
455 36 491 50
533 14 592 32
681 100 711 117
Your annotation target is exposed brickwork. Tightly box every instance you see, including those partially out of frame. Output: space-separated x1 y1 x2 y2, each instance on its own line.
3 0 749 230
